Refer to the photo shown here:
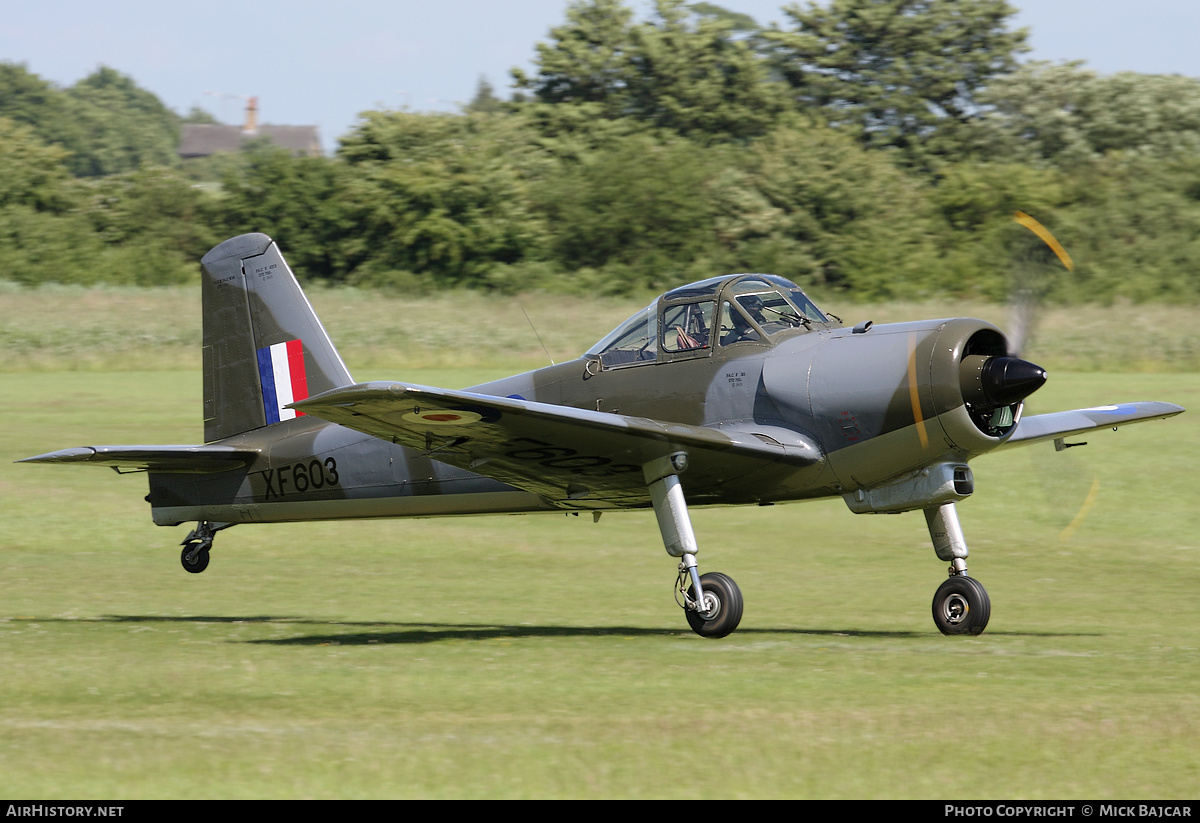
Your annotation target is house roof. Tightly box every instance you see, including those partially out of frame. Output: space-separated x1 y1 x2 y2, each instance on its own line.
179 124 322 158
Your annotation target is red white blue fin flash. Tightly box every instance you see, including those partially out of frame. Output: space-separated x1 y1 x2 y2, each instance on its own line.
257 340 309 423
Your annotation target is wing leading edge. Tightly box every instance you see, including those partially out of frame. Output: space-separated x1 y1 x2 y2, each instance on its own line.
1001 401 1184 449
291 381 823 507
18 445 257 474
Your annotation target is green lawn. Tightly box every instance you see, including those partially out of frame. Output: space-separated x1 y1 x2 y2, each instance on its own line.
1 365 1196 798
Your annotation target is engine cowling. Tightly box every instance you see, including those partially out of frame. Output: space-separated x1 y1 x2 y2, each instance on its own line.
763 318 1046 498
928 319 1046 452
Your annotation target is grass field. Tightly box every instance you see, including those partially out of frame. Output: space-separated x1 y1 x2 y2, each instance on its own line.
1 289 1198 798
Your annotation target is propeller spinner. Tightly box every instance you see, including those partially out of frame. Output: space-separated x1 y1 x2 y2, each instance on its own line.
959 354 1047 412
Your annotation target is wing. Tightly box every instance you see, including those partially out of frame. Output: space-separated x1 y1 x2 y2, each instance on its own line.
291 381 822 508
18 445 257 474
1000 401 1184 450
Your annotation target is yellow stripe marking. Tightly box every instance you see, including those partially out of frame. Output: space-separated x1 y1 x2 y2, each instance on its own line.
907 333 929 449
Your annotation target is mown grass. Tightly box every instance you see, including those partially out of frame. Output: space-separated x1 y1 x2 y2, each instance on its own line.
2 281 1197 797
1 361 1197 798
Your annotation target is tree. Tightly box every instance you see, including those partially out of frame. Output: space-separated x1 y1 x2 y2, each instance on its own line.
78 165 220 269
0 63 91 171
623 0 786 140
764 0 1028 164
336 111 550 287
65 67 180 176
533 134 726 290
689 2 760 33
513 0 785 142
182 106 221 124
1053 155 1200 302
0 63 179 177
975 62 1200 167
512 0 635 117
0 115 99 286
465 76 506 114
710 119 943 298
925 160 1067 300
220 143 351 282
0 117 74 212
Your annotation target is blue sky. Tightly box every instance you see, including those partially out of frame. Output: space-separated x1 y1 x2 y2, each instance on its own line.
4 1 1200 153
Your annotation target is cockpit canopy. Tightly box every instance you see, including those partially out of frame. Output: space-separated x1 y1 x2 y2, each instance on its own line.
586 274 829 369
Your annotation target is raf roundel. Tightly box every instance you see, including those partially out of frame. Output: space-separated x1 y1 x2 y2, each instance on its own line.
400 409 485 426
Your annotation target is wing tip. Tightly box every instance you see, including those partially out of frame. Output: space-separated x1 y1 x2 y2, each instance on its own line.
17 447 98 465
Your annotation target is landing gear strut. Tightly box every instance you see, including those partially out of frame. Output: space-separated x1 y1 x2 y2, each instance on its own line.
646 453 743 638
179 520 230 574
925 502 990 635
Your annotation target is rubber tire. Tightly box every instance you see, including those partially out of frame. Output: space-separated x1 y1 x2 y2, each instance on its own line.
181 543 210 574
932 576 990 635
685 572 744 638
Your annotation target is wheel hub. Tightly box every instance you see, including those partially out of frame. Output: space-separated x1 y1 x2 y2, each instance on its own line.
696 591 721 620
941 593 969 625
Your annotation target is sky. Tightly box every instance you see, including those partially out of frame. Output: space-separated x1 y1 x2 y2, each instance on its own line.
4 0 1200 154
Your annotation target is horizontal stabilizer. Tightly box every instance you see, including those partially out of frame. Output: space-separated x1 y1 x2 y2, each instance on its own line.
18 445 257 474
1001 401 1184 449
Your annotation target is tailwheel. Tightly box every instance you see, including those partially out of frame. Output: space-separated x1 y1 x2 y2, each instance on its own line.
932 575 990 635
179 521 226 574
180 542 210 574
683 572 743 638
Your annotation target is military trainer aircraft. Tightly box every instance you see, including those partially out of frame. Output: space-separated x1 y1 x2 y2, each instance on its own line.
21 233 1185 637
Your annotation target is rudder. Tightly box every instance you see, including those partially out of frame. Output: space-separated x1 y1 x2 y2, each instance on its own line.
201 233 353 443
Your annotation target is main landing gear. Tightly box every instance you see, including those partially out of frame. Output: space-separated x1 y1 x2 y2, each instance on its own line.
925 502 991 635
646 453 744 638
680 570 743 638
179 520 231 574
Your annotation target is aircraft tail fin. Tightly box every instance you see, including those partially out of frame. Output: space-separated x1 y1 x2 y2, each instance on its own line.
200 234 353 443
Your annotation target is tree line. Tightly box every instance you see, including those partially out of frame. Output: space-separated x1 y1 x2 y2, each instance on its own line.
3 0 1200 303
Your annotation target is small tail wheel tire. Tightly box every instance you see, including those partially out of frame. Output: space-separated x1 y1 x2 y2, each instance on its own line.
685 572 743 638
932 575 990 635
181 543 210 574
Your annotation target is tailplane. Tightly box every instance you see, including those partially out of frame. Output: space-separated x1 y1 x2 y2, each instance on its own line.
201 234 353 442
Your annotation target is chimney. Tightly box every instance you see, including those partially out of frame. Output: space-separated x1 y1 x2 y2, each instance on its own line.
243 97 258 135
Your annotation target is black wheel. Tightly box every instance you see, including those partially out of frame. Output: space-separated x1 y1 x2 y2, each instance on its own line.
932 576 990 635
181 543 210 574
685 572 743 638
